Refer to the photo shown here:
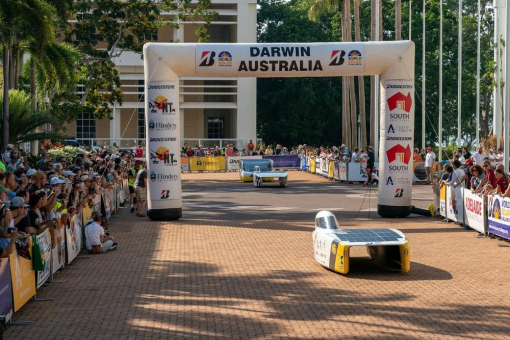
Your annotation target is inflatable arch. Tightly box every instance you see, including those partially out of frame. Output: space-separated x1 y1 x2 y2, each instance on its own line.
143 41 415 221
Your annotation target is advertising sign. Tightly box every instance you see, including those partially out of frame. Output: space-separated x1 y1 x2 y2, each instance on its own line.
36 229 52 288
52 220 66 275
262 155 301 169
347 162 379 182
189 156 226 171
328 160 335 178
0 258 13 322
146 81 181 205
380 80 414 202
315 158 321 174
339 162 347 181
196 44 365 76
439 185 447 218
301 155 308 171
488 195 510 240
227 156 263 171
333 161 340 180
446 185 464 223
66 213 83 264
463 189 486 233
10 238 36 312
321 159 328 177
181 157 189 172
310 158 316 173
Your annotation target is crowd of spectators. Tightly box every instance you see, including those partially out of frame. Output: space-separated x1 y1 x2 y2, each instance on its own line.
0 143 145 258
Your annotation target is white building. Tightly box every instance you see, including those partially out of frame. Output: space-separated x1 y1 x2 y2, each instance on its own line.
67 0 257 151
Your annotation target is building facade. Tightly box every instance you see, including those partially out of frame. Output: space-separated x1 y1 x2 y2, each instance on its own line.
66 0 257 151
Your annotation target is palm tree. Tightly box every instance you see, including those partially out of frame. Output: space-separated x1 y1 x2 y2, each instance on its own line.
0 90 61 144
354 0 366 148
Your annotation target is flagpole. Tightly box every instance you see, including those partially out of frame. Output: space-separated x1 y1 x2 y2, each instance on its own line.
504 0 510 171
374 0 380 162
476 0 480 148
458 0 462 147
422 0 426 150
439 0 443 161
409 1 412 40
495 0 501 149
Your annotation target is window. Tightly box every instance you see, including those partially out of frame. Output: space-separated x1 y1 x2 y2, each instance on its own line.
76 113 96 144
207 117 224 139
77 85 86 100
138 108 145 139
138 80 144 101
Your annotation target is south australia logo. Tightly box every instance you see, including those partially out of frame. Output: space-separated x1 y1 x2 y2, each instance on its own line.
386 144 411 173
387 92 412 120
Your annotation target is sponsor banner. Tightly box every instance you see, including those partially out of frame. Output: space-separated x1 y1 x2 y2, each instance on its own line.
196 44 365 76
321 159 328 177
189 156 226 171
10 237 36 312
380 80 414 202
333 161 340 180
0 258 13 322
181 157 189 171
66 213 83 264
347 162 380 182
463 189 486 233
488 195 510 240
227 156 263 171
147 81 181 204
301 155 308 171
262 155 301 169
439 185 447 218
36 229 52 288
310 158 316 173
51 220 66 275
339 162 348 181
446 185 464 223
328 160 335 178
315 158 321 174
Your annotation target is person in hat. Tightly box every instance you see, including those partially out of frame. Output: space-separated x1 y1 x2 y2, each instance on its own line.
0 185 11 202
84 211 117 253
425 146 436 184
9 197 32 233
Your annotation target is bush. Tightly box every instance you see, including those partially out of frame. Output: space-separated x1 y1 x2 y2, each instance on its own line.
47 146 87 164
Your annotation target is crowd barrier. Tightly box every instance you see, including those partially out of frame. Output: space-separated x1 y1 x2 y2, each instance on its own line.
0 181 129 323
436 184 510 239
183 155 303 172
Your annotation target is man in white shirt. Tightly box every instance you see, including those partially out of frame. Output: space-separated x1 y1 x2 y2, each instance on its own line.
85 211 117 253
425 147 436 184
472 146 486 165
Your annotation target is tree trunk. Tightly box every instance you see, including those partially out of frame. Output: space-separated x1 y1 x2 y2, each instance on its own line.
8 49 15 90
370 0 375 146
355 0 366 148
2 46 10 152
345 0 356 149
30 58 39 155
342 0 349 147
396 0 402 40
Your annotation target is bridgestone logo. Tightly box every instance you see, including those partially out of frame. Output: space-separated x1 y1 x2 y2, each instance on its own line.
386 84 413 89
148 85 175 89
150 137 176 142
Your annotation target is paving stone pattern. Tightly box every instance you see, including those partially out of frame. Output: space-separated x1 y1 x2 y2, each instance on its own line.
6 172 510 339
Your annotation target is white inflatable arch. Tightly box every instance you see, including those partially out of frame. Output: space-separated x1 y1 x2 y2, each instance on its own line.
143 41 415 220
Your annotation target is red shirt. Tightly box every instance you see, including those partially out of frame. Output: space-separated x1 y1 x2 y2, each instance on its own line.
135 148 143 157
496 177 508 193
486 168 497 188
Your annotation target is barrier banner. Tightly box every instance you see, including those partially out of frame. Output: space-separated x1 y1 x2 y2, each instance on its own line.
310 158 316 173
321 159 328 177
181 157 189 171
315 158 321 174
190 156 226 171
262 155 301 169
123 178 130 199
51 220 66 275
463 189 486 233
487 195 510 240
446 185 464 223
439 185 447 218
334 161 340 180
227 156 262 171
36 229 52 288
300 155 308 171
328 160 335 178
92 195 101 212
66 213 83 264
339 162 347 181
10 237 36 312
347 162 368 182
82 205 92 226
103 191 112 221
0 258 13 322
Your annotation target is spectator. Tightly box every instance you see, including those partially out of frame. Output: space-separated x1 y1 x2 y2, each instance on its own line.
213 146 222 157
420 148 426 161
425 147 436 184
482 160 497 189
494 168 508 195
462 147 471 161
186 146 194 158
281 147 289 155
472 146 486 165
470 165 486 193
247 140 255 155
265 145 274 155
135 144 144 158
351 147 359 163
274 144 282 155
39 150 50 170
7 148 23 172
133 164 147 217
29 171 47 193
84 211 117 253
226 144 235 157
363 146 375 187
413 148 421 162
195 146 205 157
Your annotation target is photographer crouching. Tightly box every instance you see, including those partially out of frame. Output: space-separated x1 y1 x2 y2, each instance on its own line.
84 211 117 253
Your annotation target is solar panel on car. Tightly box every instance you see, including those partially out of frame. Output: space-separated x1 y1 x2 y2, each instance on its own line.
334 229 403 243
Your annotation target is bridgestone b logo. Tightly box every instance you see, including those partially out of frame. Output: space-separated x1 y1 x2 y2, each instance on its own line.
329 50 346 66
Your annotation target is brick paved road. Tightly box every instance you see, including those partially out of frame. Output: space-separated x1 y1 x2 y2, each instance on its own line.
6 172 510 339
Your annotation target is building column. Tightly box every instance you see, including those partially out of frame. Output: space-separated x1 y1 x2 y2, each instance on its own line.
236 78 257 149
173 23 185 42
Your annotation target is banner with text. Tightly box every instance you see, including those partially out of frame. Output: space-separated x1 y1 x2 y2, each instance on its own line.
262 155 301 169
189 156 226 171
66 213 83 264
52 220 66 275
446 185 464 223
36 229 52 288
10 238 36 312
487 195 510 240
227 156 262 171
463 189 486 233
0 258 13 322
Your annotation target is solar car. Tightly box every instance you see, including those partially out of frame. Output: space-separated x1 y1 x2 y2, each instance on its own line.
252 165 288 187
312 211 410 274
239 159 274 182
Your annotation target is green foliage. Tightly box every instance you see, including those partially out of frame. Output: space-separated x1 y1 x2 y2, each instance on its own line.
47 145 86 164
0 90 63 143
23 153 42 169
